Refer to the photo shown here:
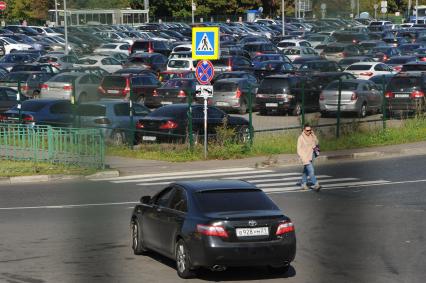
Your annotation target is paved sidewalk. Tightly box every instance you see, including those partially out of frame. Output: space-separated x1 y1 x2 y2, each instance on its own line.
106 141 426 176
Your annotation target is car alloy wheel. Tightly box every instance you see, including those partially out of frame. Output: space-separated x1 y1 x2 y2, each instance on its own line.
175 239 195 279
358 103 367 118
292 103 302 116
131 220 147 255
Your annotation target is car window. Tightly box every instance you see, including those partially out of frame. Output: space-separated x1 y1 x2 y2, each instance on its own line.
133 104 150 116
168 188 187 212
5 89 17 100
79 75 90 84
208 107 225 119
154 187 175 207
78 104 106 116
50 101 71 114
89 75 101 84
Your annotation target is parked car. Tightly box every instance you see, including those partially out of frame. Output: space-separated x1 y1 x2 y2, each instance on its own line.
401 61 426 72
93 43 130 56
158 70 195 83
320 79 382 118
212 71 259 89
124 53 168 73
212 55 254 73
10 63 61 74
98 74 161 103
0 53 35 71
0 87 19 113
243 42 279 58
0 71 53 98
37 54 79 70
366 46 401 62
0 37 33 54
130 180 296 278
345 62 394 80
338 56 376 69
298 59 343 72
211 78 257 114
321 43 363 62
386 56 418 72
78 100 150 145
130 40 172 56
2 99 72 127
310 72 357 92
282 46 319 61
384 72 426 115
255 75 320 116
135 104 249 143
252 54 291 68
60 66 109 78
253 61 295 80
40 72 101 102
74 55 123 73
145 78 197 108
277 39 311 50
166 58 197 71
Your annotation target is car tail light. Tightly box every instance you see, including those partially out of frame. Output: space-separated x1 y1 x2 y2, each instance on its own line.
20 84 30 92
197 224 228 238
98 85 106 94
122 79 130 96
94 118 111 124
22 114 34 122
420 57 426 62
350 92 358 100
341 52 347 58
63 84 73 91
411 90 425 98
256 93 265 98
136 121 144 129
178 90 186 97
383 55 388 61
276 220 295 235
235 87 242 98
227 58 232 71
159 120 178 129
128 45 132 54
49 61 61 68
152 89 158 96
255 52 263 56
0 113 8 121
319 93 325 100
359 72 373 77
41 84 48 90
393 66 402 72
148 42 153 53
352 39 357 44
385 91 394 98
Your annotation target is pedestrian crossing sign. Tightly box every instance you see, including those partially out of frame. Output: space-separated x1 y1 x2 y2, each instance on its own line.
192 27 220 60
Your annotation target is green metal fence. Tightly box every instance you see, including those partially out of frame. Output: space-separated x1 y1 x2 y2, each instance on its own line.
0 124 105 168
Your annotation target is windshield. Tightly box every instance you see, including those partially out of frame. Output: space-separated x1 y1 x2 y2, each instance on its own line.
168 60 190 68
258 78 293 93
346 64 372 71
388 77 421 91
214 82 238 92
163 79 192 88
325 81 359 90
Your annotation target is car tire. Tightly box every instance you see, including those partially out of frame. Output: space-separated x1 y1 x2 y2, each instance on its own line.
237 125 250 143
131 219 148 255
32 90 40 98
175 239 196 279
186 130 200 145
358 103 367 118
267 263 291 274
259 109 268 116
137 96 145 104
239 99 248 115
111 131 126 146
292 103 302 116
320 110 329 118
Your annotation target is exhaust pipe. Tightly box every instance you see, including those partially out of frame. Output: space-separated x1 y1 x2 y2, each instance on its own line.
210 265 227 272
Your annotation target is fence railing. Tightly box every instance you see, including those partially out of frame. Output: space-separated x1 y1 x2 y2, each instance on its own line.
0 124 105 168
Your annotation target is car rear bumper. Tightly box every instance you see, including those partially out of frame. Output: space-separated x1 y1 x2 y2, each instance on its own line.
387 99 424 111
256 98 293 112
320 100 359 112
189 234 296 267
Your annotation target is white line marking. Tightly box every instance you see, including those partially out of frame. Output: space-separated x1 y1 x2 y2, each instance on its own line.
248 175 331 183
0 202 139 210
224 173 301 180
132 170 273 185
92 167 257 181
256 178 359 188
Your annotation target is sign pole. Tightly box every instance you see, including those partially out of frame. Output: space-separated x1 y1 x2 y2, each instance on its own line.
203 97 208 159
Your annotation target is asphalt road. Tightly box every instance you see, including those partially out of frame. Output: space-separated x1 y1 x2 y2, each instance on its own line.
0 155 425 283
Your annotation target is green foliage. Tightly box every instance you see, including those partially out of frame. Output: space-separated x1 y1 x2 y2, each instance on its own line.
0 160 97 177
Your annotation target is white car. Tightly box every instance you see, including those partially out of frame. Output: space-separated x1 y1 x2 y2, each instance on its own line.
172 44 192 53
344 62 395 80
29 26 62 36
167 58 197 71
282 47 319 61
0 37 33 54
74 55 123 73
94 43 130 56
277 40 312 51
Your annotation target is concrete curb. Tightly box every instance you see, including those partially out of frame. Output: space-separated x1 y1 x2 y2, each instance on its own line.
2 170 120 185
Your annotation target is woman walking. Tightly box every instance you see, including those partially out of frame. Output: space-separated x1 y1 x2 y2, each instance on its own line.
297 123 321 192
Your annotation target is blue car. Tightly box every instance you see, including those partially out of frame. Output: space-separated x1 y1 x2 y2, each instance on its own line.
252 54 291 68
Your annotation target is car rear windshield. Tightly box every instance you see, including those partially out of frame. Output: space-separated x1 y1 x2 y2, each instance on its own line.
148 106 187 118
283 49 300 55
388 77 422 91
387 57 415 64
214 82 238 92
49 74 77 83
195 189 278 213
324 46 344 52
77 104 106 116
346 64 372 71
325 81 358 91
340 59 360 65
102 76 126 88
132 41 149 51
2 73 30 82
258 78 294 93
163 79 192 88
129 57 151 64
168 60 189 68
401 64 426 71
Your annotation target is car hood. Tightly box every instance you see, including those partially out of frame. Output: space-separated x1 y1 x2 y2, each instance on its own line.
227 115 249 125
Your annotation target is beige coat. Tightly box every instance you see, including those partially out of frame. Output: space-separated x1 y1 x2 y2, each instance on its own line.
297 132 319 165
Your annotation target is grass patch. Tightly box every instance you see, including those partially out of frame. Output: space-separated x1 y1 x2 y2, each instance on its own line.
106 118 426 162
0 160 98 177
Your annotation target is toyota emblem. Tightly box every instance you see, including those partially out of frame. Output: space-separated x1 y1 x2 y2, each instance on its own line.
248 220 257 227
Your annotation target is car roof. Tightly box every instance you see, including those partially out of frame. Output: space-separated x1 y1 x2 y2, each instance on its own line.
348 62 382 66
173 180 257 192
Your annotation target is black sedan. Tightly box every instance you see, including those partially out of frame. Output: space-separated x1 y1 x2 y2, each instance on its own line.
135 104 249 143
130 180 296 278
144 78 197 108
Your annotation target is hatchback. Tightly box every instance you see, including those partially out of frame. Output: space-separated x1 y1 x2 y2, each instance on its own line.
320 79 382 118
321 43 363 62
0 71 53 98
130 40 172 56
345 62 394 80
282 46 319 61
0 87 19 113
124 53 168 73
37 54 79 70
74 55 123 73
166 58 197 71
211 78 257 114
144 78 197 108
130 180 296 279
299 60 343 72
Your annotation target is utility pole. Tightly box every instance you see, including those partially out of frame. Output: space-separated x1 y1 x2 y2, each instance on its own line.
416 0 419 24
282 0 285 36
54 0 58 26
64 0 69 55
357 0 360 19
191 0 195 24
295 0 298 18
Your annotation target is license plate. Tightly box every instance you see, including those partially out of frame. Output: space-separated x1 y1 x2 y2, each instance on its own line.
266 103 278 107
236 227 269 237
142 136 156 141
216 101 228 106
108 90 119 94
395 94 409 98
161 101 172 105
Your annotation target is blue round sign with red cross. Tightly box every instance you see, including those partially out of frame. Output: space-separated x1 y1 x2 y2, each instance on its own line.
195 60 215 85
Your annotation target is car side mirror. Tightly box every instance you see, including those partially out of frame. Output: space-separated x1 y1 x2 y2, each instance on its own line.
140 195 151 204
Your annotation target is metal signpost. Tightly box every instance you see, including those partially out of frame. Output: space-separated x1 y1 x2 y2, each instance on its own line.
195 61 215 159
320 3 326 19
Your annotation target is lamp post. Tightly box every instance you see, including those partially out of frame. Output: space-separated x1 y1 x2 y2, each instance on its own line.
54 0 59 26
191 0 195 24
357 0 360 18
282 0 285 36
64 0 69 55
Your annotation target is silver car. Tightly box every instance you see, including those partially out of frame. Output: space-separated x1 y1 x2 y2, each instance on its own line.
211 78 256 114
39 72 101 103
320 79 382 118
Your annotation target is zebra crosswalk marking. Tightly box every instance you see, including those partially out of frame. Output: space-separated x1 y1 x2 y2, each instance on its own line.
256 178 358 188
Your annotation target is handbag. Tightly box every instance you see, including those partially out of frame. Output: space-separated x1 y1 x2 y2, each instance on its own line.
313 145 320 158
